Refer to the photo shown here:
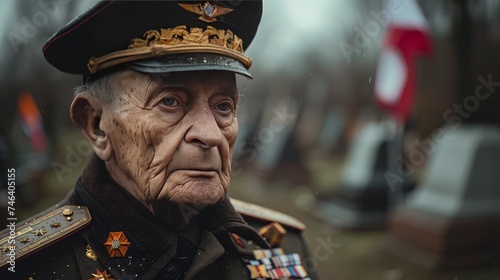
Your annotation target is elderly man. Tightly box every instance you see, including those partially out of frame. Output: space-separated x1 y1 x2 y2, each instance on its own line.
0 1 318 279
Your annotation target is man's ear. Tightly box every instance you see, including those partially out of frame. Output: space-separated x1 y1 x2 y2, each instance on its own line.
70 95 113 161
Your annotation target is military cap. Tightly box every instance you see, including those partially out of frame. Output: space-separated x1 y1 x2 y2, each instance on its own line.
43 0 263 81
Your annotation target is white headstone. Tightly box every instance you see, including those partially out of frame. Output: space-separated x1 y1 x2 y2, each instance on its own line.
404 125 500 217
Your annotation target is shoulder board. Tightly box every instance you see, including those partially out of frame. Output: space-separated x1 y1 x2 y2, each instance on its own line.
230 198 306 231
0 205 91 268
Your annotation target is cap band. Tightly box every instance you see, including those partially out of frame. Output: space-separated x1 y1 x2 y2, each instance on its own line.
87 25 252 75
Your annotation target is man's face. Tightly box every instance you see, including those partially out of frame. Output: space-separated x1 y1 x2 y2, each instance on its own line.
100 70 238 210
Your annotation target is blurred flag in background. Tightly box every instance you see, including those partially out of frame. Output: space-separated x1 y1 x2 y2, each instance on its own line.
374 0 433 122
17 91 46 154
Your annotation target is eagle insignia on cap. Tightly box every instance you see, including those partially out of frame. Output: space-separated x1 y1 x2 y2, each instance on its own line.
179 2 234 22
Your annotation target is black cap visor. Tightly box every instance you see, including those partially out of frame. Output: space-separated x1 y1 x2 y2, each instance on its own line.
126 53 252 79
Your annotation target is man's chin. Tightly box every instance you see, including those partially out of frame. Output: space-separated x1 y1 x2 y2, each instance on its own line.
172 191 223 208
161 178 226 208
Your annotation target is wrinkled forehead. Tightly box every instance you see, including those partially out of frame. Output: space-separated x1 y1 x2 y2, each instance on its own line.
112 70 239 98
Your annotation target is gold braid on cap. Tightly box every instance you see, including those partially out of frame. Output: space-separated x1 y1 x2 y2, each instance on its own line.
87 25 251 74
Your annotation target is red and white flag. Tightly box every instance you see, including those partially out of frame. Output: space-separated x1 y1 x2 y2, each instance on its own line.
374 0 433 122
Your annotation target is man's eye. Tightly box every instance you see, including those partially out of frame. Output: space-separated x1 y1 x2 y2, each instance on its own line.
216 102 232 112
161 98 178 107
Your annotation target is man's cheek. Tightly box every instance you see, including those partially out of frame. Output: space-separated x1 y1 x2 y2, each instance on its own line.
226 134 237 156
220 120 238 139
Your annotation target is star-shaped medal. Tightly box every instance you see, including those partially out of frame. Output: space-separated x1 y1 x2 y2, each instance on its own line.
89 269 114 280
104 231 131 258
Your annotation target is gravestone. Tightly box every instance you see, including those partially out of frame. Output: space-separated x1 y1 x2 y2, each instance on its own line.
315 121 415 229
387 125 500 269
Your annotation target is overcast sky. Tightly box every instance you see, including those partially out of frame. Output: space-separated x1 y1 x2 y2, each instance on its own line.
0 0 362 78
250 0 358 73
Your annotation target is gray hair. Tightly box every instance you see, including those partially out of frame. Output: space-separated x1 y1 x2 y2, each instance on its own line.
73 72 122 111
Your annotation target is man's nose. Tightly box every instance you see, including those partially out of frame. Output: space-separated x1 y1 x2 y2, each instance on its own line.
184 108 223 149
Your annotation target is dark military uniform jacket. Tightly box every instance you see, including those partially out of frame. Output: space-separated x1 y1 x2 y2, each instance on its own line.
0 155 318 280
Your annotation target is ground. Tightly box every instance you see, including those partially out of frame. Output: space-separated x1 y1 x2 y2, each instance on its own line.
13 132 500 280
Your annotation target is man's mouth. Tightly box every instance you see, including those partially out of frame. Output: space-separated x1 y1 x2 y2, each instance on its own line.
172 169 219 178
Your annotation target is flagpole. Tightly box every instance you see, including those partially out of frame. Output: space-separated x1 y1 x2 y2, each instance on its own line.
374 0 432 212
387 115 404 210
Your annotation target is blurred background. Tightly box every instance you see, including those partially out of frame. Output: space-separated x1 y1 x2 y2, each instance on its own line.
1 0 500 279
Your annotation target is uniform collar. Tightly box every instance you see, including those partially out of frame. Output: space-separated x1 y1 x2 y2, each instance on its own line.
71 153 268 279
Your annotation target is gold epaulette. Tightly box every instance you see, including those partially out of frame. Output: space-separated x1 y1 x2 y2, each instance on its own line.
0 205 91 268
230 198 306 231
